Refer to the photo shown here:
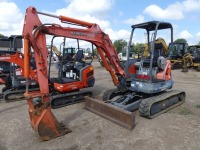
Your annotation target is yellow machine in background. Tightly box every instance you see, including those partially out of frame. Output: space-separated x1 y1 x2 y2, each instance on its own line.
182 45 200 72
46 45 61 57
142 37 168 58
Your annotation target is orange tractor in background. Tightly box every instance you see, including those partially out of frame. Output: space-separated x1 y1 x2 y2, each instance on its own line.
0 35 38 101
22 6 185 141
0 35 24 86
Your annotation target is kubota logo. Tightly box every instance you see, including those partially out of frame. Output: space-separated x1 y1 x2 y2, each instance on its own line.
71 32 94 37
71 31 87 36
0 57 10 60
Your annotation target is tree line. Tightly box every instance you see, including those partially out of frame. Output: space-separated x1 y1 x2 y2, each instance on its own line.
113 38 200 54
1 33 200 53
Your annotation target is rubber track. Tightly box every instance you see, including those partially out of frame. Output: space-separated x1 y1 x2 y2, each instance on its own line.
51 89 93 109
3 88 39 102
4 87 92 109
139 90 186 119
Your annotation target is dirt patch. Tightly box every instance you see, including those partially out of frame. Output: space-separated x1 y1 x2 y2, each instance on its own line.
0 60 200 150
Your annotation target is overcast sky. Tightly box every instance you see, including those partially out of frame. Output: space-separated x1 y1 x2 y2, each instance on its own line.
1 0 200 47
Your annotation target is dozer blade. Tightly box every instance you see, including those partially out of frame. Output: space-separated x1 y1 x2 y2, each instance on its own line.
84 96 136 130
25 92 71 141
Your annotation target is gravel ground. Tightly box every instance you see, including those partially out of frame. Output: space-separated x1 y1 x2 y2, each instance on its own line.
0 60 200 150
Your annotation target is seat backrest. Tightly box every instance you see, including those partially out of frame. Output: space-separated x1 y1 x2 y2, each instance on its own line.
157 56 166 70
74 49 84 62
143 42 164 67
154 43 164 59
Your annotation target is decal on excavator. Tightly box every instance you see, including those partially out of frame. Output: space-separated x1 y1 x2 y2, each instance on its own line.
0 57 10 60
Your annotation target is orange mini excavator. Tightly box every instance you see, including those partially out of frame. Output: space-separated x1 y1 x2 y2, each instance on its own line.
0 35 38 101
22 6 185 141
0 35 92 104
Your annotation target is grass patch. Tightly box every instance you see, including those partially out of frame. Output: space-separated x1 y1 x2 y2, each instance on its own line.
179 107 193 115
195 104 200 109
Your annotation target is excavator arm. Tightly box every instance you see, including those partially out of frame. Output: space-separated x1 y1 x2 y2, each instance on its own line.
22 6 126 140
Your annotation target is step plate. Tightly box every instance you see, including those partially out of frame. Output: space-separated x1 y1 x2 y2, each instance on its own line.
84 96 136 130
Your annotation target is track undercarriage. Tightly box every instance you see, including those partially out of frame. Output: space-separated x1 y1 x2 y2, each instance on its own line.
2 88 39 102
50 89 92 109
85 88 185 129
2 88 92 108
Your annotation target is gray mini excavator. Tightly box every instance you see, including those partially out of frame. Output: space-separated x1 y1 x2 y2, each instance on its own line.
85 21 186 129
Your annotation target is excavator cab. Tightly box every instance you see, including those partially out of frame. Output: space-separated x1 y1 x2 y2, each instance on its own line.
62 47 76 61
48 37 95 109
168 42 188 59
188 45 200 63
0 35 23 78
182 45 200 72
0 36 13 85
167 42 188 69
123 21 174 93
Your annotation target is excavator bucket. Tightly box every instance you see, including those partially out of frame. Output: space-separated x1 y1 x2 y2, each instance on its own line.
84 96 136 130
25 93 71 141
29 107 71 141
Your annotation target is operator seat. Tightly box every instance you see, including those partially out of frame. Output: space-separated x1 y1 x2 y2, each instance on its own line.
157 56 166 70
73 49 86 78
74 49 85 68
74 49 84 63
154 43 164 59
143 42 164 67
